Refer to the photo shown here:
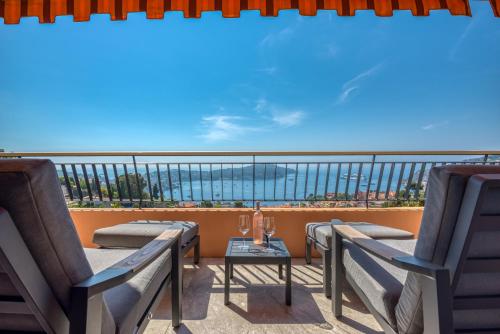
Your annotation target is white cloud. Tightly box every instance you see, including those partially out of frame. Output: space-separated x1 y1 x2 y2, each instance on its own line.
421 120 449 131
336 86 359 104
271 110 305 127
336 63 383 105
200 100 305 143
325 44 339 58
449 7 485 62
449 21 474 62
200 115 258 142
253 99 305 127
254 98 268 113
259 27 294 48
342 63 383 90
256 67 277 75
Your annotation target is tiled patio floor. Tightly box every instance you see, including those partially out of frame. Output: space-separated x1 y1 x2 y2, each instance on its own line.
145 258 382 334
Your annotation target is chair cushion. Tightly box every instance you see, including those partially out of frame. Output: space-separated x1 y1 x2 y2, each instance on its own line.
0 159 93 313
0 314 42 332
306 220 413 248
93 220 198 249
396 165 500 334
343 238 417 329
0 272 18 297
84 248 172 334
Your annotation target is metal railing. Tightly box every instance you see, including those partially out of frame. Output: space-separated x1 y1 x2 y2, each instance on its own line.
1 151 499 208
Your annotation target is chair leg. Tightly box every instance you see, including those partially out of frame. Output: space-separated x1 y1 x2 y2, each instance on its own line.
323 249 332 298
194 237 200 264
422 269 453 334
332 231 342 318
171 237 183 328
305 237 312 265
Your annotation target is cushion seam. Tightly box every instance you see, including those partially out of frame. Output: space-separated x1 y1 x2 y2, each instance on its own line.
400 289 422 334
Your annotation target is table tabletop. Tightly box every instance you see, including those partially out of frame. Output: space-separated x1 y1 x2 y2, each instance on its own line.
225 237 290 258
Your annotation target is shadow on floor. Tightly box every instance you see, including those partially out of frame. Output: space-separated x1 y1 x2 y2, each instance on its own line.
153 263 215 321
151 258 381 333
339 316 384 334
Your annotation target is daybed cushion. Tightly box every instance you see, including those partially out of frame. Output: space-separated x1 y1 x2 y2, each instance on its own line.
343 238 417 330
306 220 413 248
93 220 198 248
84 248 172 334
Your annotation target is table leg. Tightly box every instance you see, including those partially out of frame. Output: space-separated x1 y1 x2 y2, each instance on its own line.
286 258 291 305
225 257 230 305
279 264 283 280
230 263 234 279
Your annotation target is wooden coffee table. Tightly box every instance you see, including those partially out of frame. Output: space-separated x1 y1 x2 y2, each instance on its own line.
224 237 291 306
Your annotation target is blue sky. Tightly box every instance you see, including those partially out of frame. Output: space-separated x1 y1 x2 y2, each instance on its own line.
1 3 499 152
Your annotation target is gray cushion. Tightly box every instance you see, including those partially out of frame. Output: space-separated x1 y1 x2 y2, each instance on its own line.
453 309 500 331
84 247 172 334
0 272 17 297
306 220 413 248
343 239 417 329
0 314 42 332
93 220 198 248
395 165 500 334
0 160 94 313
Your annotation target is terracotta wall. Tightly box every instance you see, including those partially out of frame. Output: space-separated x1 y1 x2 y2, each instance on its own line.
70 208 423 258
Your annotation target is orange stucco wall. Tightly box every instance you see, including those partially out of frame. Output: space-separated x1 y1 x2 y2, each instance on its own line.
70 208 423 258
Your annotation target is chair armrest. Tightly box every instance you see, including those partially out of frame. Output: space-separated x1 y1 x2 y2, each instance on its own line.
70 229 183 333
333 225 445 278
333 224 454 333
74 229 183 297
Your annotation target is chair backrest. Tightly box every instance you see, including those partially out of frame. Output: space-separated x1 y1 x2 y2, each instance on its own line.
0 159 94 332
395 165 500 333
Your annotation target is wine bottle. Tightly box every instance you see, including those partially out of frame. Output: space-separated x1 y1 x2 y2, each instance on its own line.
253 201 264 245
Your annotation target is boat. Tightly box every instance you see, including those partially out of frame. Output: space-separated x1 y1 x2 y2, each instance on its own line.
342 173 366 180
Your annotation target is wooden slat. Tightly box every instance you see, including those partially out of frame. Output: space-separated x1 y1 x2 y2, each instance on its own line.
454 295 500 310
455 331 500 334
463 258 500 273
109 229 182 273
476 215 500 232
0 300 32 314
334 225 411 262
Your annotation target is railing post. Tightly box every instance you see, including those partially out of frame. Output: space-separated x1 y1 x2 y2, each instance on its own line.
252 155 256 209
483 154 489 165
365 154 376 208
132 156 142 209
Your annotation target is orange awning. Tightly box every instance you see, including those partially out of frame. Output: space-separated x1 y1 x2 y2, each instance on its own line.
0 0 498 24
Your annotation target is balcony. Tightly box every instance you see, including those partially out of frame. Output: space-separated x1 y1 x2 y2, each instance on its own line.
1 150 499 334
2 0 500 329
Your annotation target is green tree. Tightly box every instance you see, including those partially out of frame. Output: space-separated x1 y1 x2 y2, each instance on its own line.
152 183 160 200
306 194 324 202
117 173 149 200
233 201 245 208
200 200 213 208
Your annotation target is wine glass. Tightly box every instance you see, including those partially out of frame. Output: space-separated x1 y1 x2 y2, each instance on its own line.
238 215 250 249
263 217 276 252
